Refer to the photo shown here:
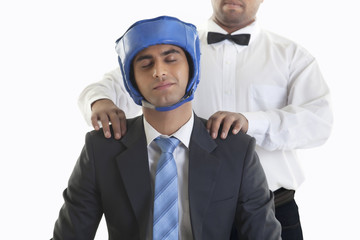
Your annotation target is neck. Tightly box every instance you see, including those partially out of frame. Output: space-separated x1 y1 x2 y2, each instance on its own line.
212 16 255 34
142 102 192 136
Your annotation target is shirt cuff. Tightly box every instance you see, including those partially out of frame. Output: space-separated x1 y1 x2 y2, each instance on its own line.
242 111 270 136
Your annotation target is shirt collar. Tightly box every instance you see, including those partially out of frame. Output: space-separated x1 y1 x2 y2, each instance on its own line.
143 112 194 148
205 18 261 51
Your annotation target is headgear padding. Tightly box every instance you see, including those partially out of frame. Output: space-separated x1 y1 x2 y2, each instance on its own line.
115 16 200 111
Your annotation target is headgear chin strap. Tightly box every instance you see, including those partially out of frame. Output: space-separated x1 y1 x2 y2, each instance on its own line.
115 16 200 111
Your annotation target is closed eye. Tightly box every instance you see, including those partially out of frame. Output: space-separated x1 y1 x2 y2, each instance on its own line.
135 55 153 68
139 59 153 68
165 55 177 63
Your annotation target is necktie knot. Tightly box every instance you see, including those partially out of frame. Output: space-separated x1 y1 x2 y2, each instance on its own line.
207 32 251 45
155 137 180 154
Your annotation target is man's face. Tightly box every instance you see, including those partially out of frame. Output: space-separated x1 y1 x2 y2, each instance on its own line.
133 44 189 108
211 0 264 30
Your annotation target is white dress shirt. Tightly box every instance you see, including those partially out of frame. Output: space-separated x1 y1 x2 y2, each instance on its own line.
193 19 333 190
143 113 194 240
78 19 333 191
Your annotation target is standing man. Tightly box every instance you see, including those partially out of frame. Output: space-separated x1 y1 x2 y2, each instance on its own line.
78 1 333 239
53 16 281 239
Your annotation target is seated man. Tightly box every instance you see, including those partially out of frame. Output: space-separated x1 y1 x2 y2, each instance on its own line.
52 16 281 240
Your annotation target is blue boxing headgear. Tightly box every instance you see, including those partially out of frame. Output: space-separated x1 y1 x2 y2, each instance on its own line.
115 16 200 111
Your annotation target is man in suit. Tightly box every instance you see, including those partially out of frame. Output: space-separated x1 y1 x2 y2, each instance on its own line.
52 16 281 239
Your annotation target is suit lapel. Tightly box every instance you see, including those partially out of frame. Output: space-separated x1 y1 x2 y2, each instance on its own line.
188 115 221 240
115 115 221 239
115 116 152 239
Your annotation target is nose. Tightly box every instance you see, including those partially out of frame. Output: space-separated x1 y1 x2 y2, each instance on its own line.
152 62 167 80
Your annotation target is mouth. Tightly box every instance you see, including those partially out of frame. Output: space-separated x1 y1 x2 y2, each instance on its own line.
223 1 243 9
153 82 175 91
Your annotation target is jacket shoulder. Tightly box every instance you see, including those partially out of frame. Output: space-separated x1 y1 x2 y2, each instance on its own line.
85 116 143 153
196 115 255 146
87 116 142 138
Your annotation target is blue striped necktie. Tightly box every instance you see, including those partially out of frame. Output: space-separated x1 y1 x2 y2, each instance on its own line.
153 136 180 240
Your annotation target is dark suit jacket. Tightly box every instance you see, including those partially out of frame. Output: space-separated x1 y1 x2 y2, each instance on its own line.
52 114 281 239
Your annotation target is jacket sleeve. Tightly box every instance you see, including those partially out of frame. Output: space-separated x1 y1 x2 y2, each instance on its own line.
52 133 103 240
235 137 282 240
77 67 141 126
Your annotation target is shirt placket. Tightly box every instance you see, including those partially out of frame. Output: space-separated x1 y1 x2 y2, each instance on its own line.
222 42 237 112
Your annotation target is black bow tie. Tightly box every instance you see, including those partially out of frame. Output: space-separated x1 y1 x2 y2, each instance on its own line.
207 32 251 45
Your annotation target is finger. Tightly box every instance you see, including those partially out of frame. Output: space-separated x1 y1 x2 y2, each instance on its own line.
220 116 236 139
233 115 249 134
118 112 127 137
99 114 111 138
206 117 213 133
240 117 249 133
91 114 100 131
209 114 225 139
231 118 242 135
109 112 121 140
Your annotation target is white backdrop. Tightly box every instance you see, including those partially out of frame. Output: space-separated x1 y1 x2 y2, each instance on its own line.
1 0 359 239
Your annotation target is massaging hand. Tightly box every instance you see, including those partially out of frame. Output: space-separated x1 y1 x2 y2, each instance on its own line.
91 99 127 139
91 100 247 140
207 111 249 139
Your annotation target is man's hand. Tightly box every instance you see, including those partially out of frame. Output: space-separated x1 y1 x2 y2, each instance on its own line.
207 111 249 139
91 99 127 139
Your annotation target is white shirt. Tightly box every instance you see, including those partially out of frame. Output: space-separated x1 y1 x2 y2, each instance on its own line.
78 19 333 191
194 19 333 190
144 113 194 240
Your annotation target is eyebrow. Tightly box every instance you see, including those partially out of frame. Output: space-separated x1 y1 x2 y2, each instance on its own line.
135 48 181 62
161 48 181 56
